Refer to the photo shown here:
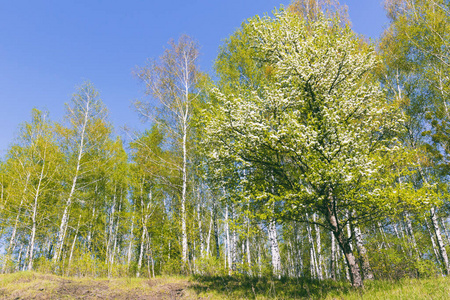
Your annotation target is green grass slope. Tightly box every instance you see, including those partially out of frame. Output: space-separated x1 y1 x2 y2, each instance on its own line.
1 272 449 299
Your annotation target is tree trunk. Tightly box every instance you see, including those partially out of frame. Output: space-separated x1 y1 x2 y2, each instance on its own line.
27 161 46 271
137 225 146 278
206 216 212 257
326 204 363 287
137 189 153 277
198 201 204 258
257 242 262 277
213 206 220 260
16 243 24 272
330 232 336 280
313 214 323 280
225 205 231 274
306 216 319 279
431 207 449 275
180 85 189 267
107 192 116 263
425 216 441 269
54 92 92 263
268 218 281 278
67 214 81 276
440 217 450 248
246 217 252 276
111 200 121 268
127 215 134 269
230 204 237 272
352 224 373 280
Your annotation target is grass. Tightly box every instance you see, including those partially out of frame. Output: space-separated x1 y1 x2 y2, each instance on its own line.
191 275 351 299
0 271 189 299
327 277 450 300
0 271 449 299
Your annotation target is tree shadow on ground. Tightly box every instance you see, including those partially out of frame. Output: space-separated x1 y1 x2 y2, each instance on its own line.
191 274 354 299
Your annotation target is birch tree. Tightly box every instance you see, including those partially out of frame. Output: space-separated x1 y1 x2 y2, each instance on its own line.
1 110 61 271
53 82 108 264
381 0 450 275
135 35 202 269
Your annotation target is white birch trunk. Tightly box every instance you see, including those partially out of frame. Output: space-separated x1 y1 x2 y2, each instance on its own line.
27 160 45 271
87 201 96 252
246 219 252 276
213 203 220 260
440 217 450 247
313 214 323 280
137 225 146 278
330 232 336 280
431 207 449 275
67 214 81 275
16 243 24 272
198 201 204 258
425 216 441 268
405 213 419 257
180 52 190 266
181 122 188 265
127 215 134 269
230 203 237 271
53 99 90 263
257 242 262 277
145 231 155 278
206 217 212 257
106 192 116 265
306 216 318 279
232 228 237 271
137 190 153 277
268 218 281 278
111 201 121 267
225 205 231 274
353 225 373 280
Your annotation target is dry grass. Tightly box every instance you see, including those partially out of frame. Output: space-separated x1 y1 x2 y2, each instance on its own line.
0 271 191 299
1 272 450 299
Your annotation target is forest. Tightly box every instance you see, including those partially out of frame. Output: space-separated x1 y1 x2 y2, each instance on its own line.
0 0 449 293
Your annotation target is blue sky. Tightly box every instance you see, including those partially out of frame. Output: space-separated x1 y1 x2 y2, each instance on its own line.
0 1 388 155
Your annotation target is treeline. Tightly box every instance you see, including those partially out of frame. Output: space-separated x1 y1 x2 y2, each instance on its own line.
0 0 449 288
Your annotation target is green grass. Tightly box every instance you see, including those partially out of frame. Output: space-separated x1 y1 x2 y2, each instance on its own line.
191 275 450 299
0 271 449 299
326 277 450 300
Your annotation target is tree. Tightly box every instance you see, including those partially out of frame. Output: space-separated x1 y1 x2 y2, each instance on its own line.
206 9 414 287
53 82 109 264
135 35 202 269
381 0 450 275
1 109 62 271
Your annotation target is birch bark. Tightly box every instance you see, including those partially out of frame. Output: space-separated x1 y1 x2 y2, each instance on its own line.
268 218 281 278
27 159 45 270
431 207 449 275
54 86 96 263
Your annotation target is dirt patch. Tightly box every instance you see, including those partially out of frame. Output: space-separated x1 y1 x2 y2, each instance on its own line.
0 273 194 300
151 283 188 299
56 279 110 299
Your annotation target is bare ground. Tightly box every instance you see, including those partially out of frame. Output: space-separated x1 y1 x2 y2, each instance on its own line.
0 272 198 300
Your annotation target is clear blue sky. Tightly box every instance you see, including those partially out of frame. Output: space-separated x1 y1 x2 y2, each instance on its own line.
0 1 388 156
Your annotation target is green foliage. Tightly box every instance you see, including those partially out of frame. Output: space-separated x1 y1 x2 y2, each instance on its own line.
161 258 184 276
0 254 16 274
2 0 450 291
196 256 228 277
207 7 413 226
367 240 439 280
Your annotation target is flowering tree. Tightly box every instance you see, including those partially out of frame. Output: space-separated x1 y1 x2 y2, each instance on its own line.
206 9 411 287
